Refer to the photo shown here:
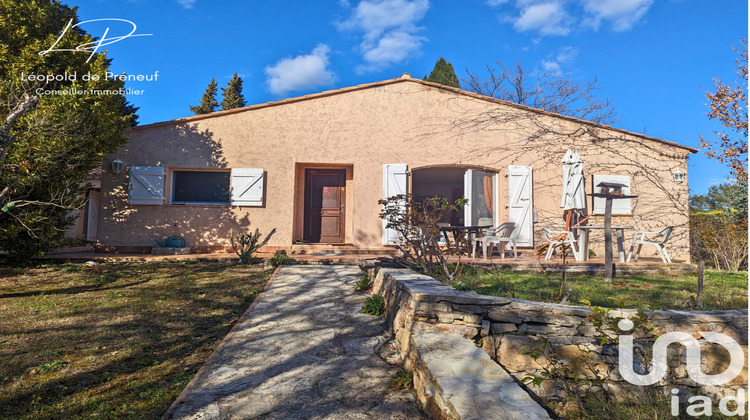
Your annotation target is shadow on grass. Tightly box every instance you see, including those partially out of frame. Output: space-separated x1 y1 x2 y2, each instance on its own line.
0 279 152 299
0 262 271 419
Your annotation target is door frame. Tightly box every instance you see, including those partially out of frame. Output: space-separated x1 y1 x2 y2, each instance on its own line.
293 163 354 244
304 169 346 243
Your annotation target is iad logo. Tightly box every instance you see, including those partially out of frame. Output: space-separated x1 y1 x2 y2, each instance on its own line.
617 318 747 417
617 318 744 386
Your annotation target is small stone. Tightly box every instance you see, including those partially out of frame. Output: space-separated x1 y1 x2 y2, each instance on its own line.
436 313 460 324
482 335 495 356
481 320 491 337
497 335 544 371
577 325 598 336
487 308 522 324
525 324 578 336
490 322 518 334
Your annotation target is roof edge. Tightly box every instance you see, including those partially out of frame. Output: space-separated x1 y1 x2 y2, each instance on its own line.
409 78 698 154
127 76 698 154
126 78 412 133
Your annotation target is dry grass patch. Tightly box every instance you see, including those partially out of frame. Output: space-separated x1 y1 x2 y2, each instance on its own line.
0 260 272 419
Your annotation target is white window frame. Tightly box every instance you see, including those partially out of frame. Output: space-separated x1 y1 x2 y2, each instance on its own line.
592 174 632 215
170 169 231 206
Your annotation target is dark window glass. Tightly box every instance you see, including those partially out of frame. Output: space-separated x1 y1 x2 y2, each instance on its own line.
173 171 230 204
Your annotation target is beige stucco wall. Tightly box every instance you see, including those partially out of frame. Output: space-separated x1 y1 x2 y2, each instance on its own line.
97 77 693 261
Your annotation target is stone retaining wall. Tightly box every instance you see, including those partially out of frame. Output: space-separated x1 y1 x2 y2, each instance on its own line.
370 267 748 409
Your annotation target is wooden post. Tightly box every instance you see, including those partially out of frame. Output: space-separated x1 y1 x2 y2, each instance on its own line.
561 211 568 299
603 197 613 282
697 261 704 307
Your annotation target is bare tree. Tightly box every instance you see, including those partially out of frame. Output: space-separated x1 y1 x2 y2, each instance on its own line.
463 61 618 126
699 37 748 182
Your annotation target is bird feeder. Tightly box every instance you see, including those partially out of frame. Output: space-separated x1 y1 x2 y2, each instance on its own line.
590 182 638 281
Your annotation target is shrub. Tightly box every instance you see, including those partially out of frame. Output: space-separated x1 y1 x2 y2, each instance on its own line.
354 273 372 291
378 194 466 281
38 360 67 374
690 211 748 271
361 294 385 316
389 369 413 390
270 250 295 267
230 227 276 264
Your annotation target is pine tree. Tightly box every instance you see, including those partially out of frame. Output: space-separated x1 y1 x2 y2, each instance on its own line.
221 73 246 110
189 78 219 114
424 57 460 88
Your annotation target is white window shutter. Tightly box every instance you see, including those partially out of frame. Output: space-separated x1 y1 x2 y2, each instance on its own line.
464 169 473 226
592 174 631 215
231 168 264 206
507 165 534 247
382 163 408 245
129 166 164 205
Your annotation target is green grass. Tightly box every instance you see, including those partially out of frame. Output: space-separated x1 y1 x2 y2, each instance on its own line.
0 260 272 419
446 265 748 310
555 389 741 420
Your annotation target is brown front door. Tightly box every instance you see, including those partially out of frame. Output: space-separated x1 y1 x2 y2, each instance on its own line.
304 169 346 243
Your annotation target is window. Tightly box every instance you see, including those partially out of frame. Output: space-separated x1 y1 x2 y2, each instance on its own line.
171 170 230 205
466 169 496 227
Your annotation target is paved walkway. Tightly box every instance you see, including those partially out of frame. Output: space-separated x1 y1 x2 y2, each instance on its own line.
166 266 425 420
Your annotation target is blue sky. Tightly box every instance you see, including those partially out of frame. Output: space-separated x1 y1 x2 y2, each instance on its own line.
68 0 747 194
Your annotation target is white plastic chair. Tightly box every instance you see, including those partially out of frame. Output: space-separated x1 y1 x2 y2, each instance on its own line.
626 226 674 263
541 227 580 261
473 222 517 259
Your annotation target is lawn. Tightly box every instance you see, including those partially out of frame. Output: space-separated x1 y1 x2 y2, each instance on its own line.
447 265 748 310
0 260 272 419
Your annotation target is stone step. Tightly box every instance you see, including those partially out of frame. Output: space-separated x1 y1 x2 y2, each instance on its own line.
270 245 396 255
409 332 551 420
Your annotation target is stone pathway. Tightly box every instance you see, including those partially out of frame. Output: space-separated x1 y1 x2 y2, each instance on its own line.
167 265 425 420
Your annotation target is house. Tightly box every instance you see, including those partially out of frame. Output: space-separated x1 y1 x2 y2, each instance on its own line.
95 73 696 261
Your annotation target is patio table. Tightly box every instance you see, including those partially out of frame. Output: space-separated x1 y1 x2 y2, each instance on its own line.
439 225 491 255
572 225 634 262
